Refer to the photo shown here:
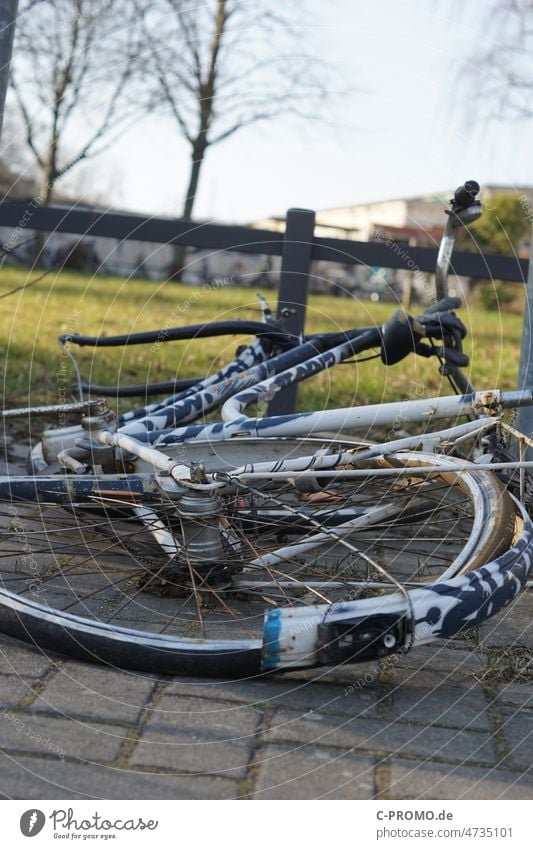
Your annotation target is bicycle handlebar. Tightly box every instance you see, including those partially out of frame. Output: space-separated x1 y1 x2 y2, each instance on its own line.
58 179 482 403
452 180 480 210
59 320 298 349
74 377 203 398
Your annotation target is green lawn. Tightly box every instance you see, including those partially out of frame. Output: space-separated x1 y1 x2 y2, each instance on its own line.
0 264 525 418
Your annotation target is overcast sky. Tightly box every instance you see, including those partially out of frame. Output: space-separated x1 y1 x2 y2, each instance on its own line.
57 0 532 222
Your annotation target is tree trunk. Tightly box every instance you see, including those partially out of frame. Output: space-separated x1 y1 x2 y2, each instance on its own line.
170 141 207 281
33 164 55 266
0 0 18 140
169 0 226 281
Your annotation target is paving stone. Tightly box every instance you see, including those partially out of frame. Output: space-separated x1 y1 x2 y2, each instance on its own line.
131 696 261 778
162 675 383 719
147 694 261 732
0 639 54 677
390 681 490 731
388 759 533 800
253 745 375 799
500 707 533 770
164 660 382 690
495 683 533 709
392 645 485 675
31 662 156 723
0 710 128 760
165 662 383 691
388 668 480 693
0 753 238 799
0 674 38 708
479 594 533 649
281 661 383 688
266 711 496 765
384 645 486 692
131 733 253 778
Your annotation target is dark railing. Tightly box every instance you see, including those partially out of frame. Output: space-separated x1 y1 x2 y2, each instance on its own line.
0 201 528 279
0 201 528 412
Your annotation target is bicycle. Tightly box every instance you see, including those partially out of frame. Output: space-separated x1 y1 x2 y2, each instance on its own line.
0 180 532 676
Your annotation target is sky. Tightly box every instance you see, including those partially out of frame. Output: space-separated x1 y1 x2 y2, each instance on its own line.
10 0 533 223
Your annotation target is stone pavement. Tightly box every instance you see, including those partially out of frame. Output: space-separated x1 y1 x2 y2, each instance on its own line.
0 598 532 800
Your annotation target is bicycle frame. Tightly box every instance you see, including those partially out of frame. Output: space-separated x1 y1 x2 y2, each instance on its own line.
2 180 533 677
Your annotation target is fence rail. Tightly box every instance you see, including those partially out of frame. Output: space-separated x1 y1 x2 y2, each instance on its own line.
0 203 284 256
0 201 528 281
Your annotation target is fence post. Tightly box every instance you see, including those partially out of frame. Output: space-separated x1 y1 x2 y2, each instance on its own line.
268 207 316 415
516 226 533 456
0 0 18 139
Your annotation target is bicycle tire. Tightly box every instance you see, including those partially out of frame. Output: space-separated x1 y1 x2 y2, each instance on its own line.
0 438 529 676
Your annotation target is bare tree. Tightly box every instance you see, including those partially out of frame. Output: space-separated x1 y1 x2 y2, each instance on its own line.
464 1 533 120
10 0 148 205
0 0 19 140
143 0 336 275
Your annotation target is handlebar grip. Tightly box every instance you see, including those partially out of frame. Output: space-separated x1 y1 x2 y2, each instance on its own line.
453 180 480 208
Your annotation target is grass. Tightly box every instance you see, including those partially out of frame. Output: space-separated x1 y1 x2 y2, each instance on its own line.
0 264 525 421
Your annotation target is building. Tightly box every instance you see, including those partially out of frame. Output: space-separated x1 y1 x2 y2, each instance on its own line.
254 184 533 243
252 184 533 301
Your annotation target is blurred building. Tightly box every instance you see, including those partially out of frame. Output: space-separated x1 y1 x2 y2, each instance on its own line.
252 185 533 302
255 185 533 242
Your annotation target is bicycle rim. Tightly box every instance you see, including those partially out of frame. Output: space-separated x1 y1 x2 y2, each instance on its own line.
0 437 526 676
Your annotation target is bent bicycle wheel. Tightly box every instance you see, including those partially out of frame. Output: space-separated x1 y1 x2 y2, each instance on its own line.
0 437 530 676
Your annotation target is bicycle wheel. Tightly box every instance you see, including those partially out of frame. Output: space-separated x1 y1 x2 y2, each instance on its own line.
0 437 529 676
